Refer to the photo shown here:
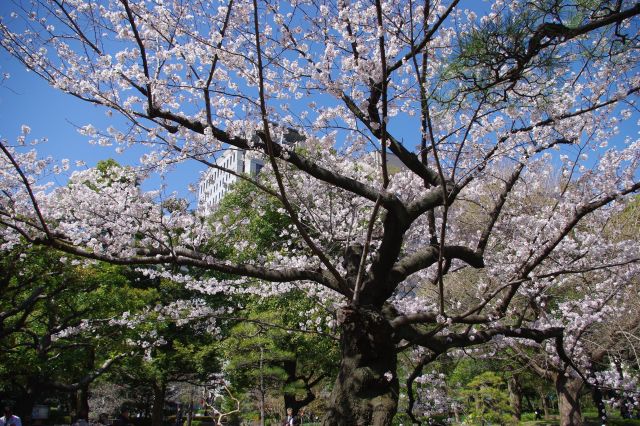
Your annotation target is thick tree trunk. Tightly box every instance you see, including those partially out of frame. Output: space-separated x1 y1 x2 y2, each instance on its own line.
151 380 166 426
555 375 583 426
508 375 522 421
76 385 90 418
323 307 398 426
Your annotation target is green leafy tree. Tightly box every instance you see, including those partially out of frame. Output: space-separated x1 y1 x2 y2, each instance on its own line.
222 314 292 425
214 181 339 418
211 179 291 262
103 274 226 426
0 245 153 418
245 293 338 417
460 372 514 425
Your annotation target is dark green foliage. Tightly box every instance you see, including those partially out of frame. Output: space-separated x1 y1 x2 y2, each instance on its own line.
0 244 153 414
211 179 291 262
212 181 338 415
449 0 634 100
223 314 292 389
460 371 514 425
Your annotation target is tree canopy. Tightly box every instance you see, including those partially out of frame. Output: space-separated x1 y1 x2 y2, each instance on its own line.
1 1 640 424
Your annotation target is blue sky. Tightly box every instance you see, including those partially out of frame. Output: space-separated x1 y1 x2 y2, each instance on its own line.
1 1 638 208
0 52 203 202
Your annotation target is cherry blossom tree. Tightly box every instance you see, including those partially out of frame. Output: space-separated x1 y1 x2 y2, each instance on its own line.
1 1 640 424
502 202 640 425
502 270 640 426
404 193 640 424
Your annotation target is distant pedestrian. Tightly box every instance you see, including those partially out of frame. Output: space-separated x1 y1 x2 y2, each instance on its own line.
73 409 90 426
0 407 21 426
112 408 132 426
283 408 298 426
534 408 542 420
97 413 110 426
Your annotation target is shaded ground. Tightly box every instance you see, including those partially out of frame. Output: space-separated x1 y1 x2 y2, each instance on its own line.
520 415 640 426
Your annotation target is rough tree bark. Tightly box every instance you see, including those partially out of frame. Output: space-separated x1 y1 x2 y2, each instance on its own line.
151 380 166 426
555 374 584 426
76 385 90 418
323 307 398 426
508 375 523 421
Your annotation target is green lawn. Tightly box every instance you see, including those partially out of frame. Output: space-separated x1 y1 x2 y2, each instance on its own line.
518 414 640 426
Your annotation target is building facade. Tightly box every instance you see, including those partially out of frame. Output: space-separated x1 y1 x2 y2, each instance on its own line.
197 147 404 215
197 149 264 215
197 128 304 215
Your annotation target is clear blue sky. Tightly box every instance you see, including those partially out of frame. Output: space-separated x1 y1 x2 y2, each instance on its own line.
1 1 637 206
0 50 203 202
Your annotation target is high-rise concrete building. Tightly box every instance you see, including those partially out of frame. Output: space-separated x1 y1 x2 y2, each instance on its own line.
197 128 304 215
197 149 264 215
196 129 403 215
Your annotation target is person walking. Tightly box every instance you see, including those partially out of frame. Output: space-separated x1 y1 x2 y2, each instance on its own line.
283 408 295 426
112 408 132 426
97 413 110 426
0 407 21 426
